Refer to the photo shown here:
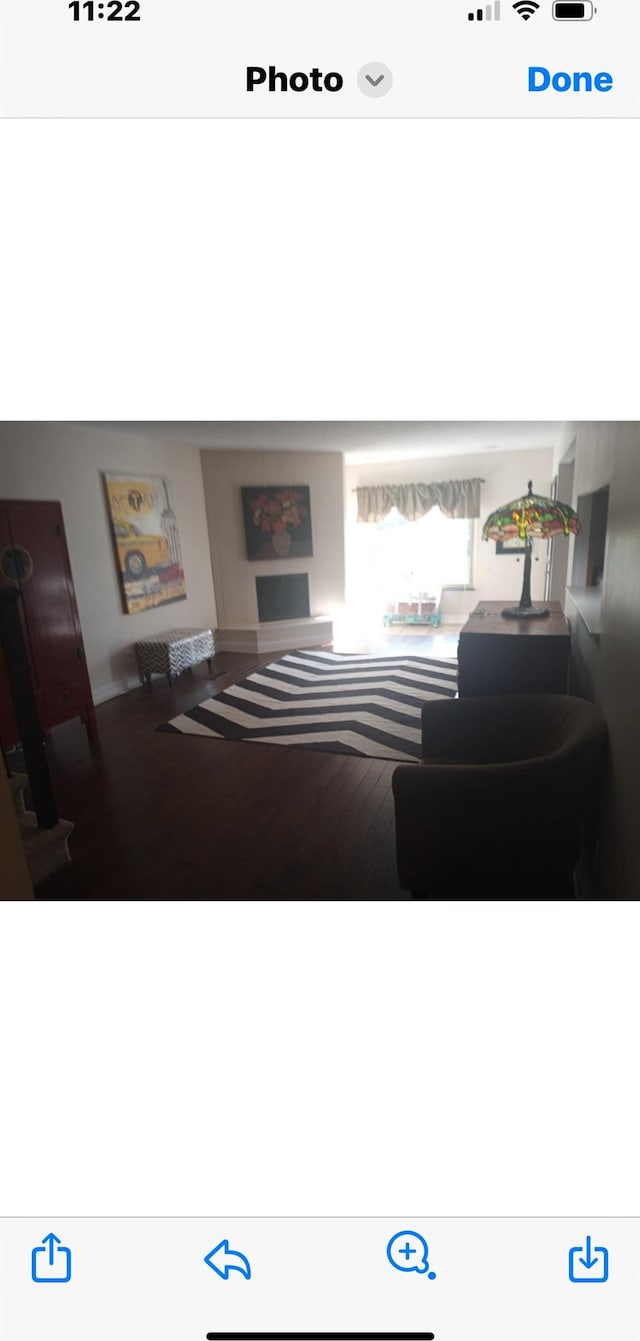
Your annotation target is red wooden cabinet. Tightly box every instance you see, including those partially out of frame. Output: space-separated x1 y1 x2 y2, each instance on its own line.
0 499 98 750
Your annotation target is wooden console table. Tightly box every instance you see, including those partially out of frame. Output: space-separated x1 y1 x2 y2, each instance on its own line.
458 600 570 696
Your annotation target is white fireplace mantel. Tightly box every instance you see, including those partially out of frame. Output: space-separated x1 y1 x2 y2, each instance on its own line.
215 616 333 655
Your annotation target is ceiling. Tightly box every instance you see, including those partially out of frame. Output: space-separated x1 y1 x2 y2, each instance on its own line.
96 421 565 464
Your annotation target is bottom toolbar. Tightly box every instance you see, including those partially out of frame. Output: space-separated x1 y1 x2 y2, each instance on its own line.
1 1218 638 1339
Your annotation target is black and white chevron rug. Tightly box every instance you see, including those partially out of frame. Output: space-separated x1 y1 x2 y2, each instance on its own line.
159 650 458 762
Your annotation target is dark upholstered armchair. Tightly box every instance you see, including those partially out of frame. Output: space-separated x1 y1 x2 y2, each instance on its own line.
392 694 607 898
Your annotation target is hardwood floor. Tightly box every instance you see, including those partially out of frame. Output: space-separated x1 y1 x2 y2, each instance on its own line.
16 630 460 901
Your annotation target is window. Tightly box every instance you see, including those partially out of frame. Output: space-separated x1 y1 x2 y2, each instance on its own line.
346 505 474 626
374 507 474 592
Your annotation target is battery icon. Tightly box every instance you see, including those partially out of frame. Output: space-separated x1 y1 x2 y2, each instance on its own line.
552 2 596 18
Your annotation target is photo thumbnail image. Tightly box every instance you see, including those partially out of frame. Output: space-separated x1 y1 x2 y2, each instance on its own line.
1 421 638 900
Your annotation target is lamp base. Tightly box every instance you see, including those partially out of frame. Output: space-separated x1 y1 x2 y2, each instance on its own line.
501 604 550 620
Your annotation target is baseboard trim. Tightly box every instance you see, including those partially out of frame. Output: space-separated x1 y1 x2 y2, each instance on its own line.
92 675 141 705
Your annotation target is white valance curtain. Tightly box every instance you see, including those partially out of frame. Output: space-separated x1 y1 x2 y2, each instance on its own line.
355 478 483 524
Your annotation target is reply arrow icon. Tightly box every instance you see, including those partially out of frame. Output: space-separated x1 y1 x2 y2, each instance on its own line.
204 1239 252 1280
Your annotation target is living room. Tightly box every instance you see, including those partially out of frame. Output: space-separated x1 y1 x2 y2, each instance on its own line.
1 420 638 899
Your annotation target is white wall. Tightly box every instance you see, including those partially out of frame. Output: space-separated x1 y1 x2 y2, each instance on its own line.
345 448 554 622
201 450 345 626
554 422 640 898
0 424 217 701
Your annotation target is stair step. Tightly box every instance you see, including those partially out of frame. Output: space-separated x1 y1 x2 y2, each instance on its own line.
19 811 74 885
7 772 29 814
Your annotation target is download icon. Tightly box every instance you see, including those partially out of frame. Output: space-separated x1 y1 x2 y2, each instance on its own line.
569 1236 609 1283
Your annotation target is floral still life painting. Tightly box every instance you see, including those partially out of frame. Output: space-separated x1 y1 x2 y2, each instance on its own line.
241 486 313 560
103 472 187 613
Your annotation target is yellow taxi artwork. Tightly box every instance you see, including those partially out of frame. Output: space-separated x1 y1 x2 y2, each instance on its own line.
113 522 170 579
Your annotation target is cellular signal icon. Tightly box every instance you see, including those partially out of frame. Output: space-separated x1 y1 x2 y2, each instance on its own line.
513 0 540 17
468 2 501 17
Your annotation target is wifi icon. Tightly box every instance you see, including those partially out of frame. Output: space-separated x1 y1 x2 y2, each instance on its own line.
513 0 539 16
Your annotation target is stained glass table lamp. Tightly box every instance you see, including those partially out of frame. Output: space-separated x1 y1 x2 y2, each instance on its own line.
482 480 580 618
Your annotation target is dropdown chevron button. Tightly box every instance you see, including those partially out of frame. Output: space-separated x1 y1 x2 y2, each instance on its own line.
357 63 393 97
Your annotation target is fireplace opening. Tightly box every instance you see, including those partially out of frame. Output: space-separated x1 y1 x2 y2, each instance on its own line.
256 573 310 623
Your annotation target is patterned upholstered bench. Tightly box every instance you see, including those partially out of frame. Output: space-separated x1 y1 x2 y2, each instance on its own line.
135 627 215 686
